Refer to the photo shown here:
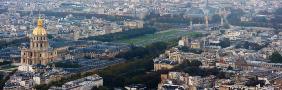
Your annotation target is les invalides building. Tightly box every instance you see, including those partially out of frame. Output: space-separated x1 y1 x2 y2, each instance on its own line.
20 18 57 65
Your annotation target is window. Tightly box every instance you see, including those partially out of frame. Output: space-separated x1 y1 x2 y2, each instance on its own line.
39 54 42 57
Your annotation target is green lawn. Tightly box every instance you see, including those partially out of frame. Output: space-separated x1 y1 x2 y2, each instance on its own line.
116 29 202 46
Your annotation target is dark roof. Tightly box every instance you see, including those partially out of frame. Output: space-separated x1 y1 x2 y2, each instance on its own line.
162 85 184 90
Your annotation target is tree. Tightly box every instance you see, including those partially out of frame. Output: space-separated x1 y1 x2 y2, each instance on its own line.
47 34 54 39
183 67 205 76
211 14 221 24
174 60 191 70
227 8 244 25
269 52 282 63
190 60 202 67
223 23 230 29
220 38 230 48
227 66 233 70
0 61 12 66
178 46 202 54
96 40 176 89
91 86 109 90
245 77 265 87
235 41 268 51
220 30 225 34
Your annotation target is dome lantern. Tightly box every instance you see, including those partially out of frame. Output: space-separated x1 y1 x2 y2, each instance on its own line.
32 18 47 36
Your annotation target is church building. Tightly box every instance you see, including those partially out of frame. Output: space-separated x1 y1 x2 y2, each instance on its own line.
20 18 57 65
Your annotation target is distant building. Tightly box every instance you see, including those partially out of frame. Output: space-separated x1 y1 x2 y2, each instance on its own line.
124 20 144 29
19 66 34 73
158 72 189 90
158 71 215 90
178 36 189 47
190 40 201 49
17 64 46 72
224 30 241 41
154 58 177 71
178 37 202 49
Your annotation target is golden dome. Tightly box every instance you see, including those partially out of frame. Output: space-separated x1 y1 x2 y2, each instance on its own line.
32 18 47 36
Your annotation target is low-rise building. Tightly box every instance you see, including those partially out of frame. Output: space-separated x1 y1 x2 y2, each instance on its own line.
49 74 103 90
124 20 144 29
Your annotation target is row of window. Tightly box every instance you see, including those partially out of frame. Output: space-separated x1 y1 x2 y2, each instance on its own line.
22 59 35 64
23 52 57 57
32 43 46 48
33 36 47 41
23 53 42 57
22 59 54 64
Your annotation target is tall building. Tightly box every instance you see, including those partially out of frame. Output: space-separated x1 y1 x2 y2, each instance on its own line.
20 18 57 65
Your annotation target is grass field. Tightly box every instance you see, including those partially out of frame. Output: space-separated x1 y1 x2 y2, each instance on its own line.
116 29 202 46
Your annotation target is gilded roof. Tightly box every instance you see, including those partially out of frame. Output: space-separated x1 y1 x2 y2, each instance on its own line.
32 18 47 36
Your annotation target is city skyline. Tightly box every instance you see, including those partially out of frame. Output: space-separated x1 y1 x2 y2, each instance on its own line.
0 0 282 90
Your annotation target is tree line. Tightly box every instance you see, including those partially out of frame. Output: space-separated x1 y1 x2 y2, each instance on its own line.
172 60 229 79
81 27 157 42
269 51 282 63
227 7 282 29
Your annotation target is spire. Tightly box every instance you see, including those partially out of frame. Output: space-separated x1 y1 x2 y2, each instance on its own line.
32 17 47 36
37 18 43 27
37 0 43 28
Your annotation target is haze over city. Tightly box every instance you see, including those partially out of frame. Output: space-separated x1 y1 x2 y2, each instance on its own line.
0 0 282 90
